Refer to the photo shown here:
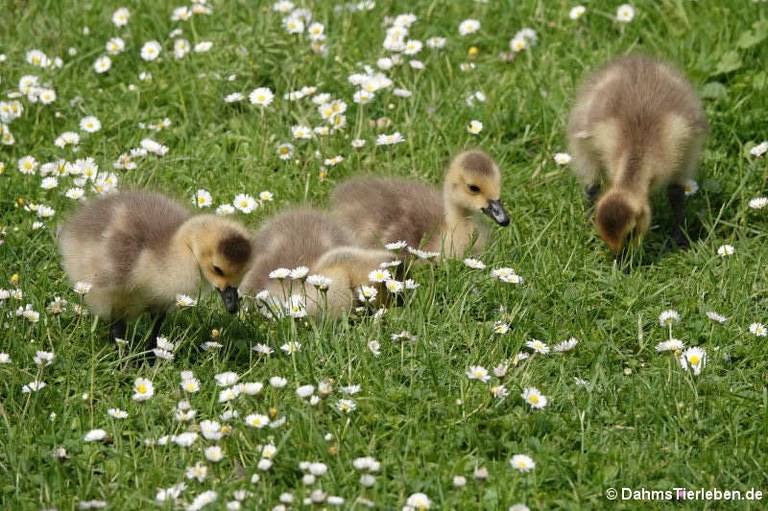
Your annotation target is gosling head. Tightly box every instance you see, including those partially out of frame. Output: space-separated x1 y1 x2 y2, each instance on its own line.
184 215 254 313
595 191 651 255
445 150 510 226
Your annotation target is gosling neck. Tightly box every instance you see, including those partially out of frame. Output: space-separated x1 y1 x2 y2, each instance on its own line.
441 193 482 256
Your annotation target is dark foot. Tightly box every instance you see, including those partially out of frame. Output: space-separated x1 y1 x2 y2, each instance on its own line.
671 229 690 250
140 311 166 365
109 320 127 344
614 246 632 274
667 183 688 250
585 184 601 206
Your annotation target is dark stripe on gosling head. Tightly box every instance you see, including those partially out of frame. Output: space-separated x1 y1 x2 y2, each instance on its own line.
219 235 252 265
460 151 495 176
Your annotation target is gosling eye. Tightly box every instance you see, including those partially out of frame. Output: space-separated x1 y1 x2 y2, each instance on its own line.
468 184 481 193
212 265 224 277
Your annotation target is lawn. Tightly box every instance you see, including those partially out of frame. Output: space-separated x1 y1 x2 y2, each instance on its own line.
1 0 767 510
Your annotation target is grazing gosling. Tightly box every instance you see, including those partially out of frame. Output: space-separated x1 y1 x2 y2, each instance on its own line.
239 208 395 318
330 150 510 257
567 55 708 255
58 191 253 351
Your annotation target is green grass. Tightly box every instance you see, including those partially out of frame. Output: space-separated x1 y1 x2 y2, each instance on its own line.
1 0 767 509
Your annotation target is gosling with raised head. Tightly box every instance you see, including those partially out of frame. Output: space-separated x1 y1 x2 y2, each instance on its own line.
567 55 708 255
239 208 394 318
58 191 253 351
330 149 509 257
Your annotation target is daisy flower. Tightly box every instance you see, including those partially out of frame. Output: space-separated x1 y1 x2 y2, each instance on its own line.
233 194 258 214
408 247 440 259
385 279 404 293
466 365 491 383
249 87 274 107
553 338 579 352
22 380 46 393
93 55 112 74
181 378 200 393
510 454 535 472
376 132 405 145
336 399 357 413
112 7 130 27
245 413 269 429
368 340 381 356
107 408 128 419
717 244 735 257
307 274 332 290
290 266 309 279
404 492 431 510
467 120 483 134
491 267 517 280
427 37 447 50
205 446 224 462
283 16 305 34
525 339 550 354
521 387 548 409
84 429 107 442
510 37 527 52
679 346 706 375
105 37 125 55
368 268 392 283
73 281 93 295
41 177 58 190
173 39 191 59
194 189 213 208
224 92 245 103
569 6 586 20
194 42 213 53
748 197 767 209
215 372 238 387
658 309 680 327
554 153 572 165
616 4 635 22
54 132 80 148
706 311 728 323
133 378 154 401
493 322 509 334
358 285 378 303
749 322 766 337
26 49 50 67
286 295 307 318
276 143 295 160
491 385 509 399
458 19 480 36
281 341 302 354
684 179 698 196
33 350 54 366
749 141 768 157
216 204 235 216
269 268 291 279
186 462 207 482
463 258 486 269
386 240 408 251
80 116 101 133
655 339 684 352
292 125 312 139
18 156 38 175
140 41 162 61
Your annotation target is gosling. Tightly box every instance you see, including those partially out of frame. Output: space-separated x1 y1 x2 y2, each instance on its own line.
239 208 394 318
58 191 253 352
330 150 510 257
567 55 708 255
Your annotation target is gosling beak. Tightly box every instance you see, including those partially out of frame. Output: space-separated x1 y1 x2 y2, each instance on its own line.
218 286 239 314
482 199 510 226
